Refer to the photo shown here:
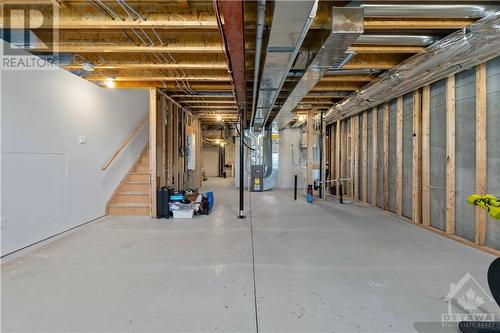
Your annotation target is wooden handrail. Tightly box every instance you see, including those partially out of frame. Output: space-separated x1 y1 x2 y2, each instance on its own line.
101 115 148 171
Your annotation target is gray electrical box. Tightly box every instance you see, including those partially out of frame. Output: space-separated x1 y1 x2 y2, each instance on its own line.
250 165 264 192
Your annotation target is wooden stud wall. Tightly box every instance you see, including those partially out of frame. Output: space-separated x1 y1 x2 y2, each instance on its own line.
412 89 422 224
421 85 431 227
353 115 359 200
395 96 403 216
149 88 157 218
327 61 499 256
383 103 390 210
475 63 487 245
446 75 456 235
371 107 378 207
361 112 368 202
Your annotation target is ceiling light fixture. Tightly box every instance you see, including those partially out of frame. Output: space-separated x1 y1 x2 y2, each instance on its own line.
105 77 115 88
216 114 222 122
298 115 305 122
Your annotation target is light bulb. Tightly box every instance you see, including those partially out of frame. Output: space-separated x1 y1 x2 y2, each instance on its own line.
298 115 305 121
105 78 115 88
216 114 222 122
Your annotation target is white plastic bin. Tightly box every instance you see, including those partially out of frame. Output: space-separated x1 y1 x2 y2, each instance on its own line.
172 209 194 219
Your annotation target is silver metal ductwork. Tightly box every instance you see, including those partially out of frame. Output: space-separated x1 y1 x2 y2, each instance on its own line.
356 34 439 46
323 11 500 123
251 0 266 118
363 4 499 18
251 0 318 131
276 6 364 129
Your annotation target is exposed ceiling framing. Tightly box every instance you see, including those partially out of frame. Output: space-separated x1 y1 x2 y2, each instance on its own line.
3 0 495 124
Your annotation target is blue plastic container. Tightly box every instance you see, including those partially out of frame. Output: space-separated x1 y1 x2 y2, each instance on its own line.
205 191 214 211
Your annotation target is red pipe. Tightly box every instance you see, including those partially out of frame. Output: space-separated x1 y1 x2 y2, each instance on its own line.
214 0 247 113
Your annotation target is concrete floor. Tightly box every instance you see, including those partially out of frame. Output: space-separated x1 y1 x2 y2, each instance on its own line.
2 178 498 333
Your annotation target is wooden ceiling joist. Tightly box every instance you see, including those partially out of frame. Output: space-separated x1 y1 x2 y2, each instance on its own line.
31 45 224 54
88 76 231 82
63 63 228 70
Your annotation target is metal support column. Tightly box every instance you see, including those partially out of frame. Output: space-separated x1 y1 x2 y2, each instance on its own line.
238 107 245 219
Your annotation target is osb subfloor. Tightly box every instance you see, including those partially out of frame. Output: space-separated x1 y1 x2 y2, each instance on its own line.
2 178 498 333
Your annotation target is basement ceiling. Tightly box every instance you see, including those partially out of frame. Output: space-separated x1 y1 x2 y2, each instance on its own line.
3 0 495 125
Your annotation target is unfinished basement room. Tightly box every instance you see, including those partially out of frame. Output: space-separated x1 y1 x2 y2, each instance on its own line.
2 1 500 332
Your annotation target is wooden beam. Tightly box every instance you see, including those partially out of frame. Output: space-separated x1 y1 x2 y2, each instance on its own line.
31 45 223 54
446 75 456 235
371 107 378 207
149 88 157 218
349 45 425 54
64 63 228 70
88 76 231 82
396 96 404 216
336 119 342 197
344 54 408 70
108 82 233 90
350 117 355 197
412 89 422 224
383 102 390 211
362 112 368 203
320 75 375 82
364 18 475 30
3 18 218 30
353 115 360 200
422 85 431 227
475 63 487 245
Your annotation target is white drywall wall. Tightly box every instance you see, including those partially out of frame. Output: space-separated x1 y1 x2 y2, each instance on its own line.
277 128 305 189
1 48 149 256
202 145 219 177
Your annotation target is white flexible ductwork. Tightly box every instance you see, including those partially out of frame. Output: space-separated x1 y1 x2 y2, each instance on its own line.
323 10 500 123
363 4 499 18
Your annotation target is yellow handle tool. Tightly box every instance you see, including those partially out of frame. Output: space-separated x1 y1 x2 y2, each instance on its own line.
468 194 500 219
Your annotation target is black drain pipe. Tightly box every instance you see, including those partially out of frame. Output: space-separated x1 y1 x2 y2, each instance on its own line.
319 112 324 199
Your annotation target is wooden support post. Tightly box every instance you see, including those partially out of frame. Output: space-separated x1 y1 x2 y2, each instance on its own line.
396 96 403 216
149 88 157 218
371 107 378 207
307 111 314 187
475 63 487 245
412 89 422 223
446 75 456 235
422 85 431 226
353 115 360 200
383 103 390 210
173 105 179 191
336 119 342 196
160 96 166 186
362 112 368 203
167 100 173 185
350 117 355 197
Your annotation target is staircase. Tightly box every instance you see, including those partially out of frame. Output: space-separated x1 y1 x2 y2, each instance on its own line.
107 147 151 216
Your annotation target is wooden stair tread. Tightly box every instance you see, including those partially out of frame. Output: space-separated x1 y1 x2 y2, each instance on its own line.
109 203 150 207
117 192 149 195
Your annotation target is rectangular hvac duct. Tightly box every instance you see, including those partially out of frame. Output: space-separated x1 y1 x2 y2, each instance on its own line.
252 0 318 131
276 7 364 129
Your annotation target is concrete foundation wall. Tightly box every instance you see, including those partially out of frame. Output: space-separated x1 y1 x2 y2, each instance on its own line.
429 79 447 231
402 93 414 219
486 57 500 249
377 105 384 209
455 69 476 242
388 99 397 213
330 56 500 252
